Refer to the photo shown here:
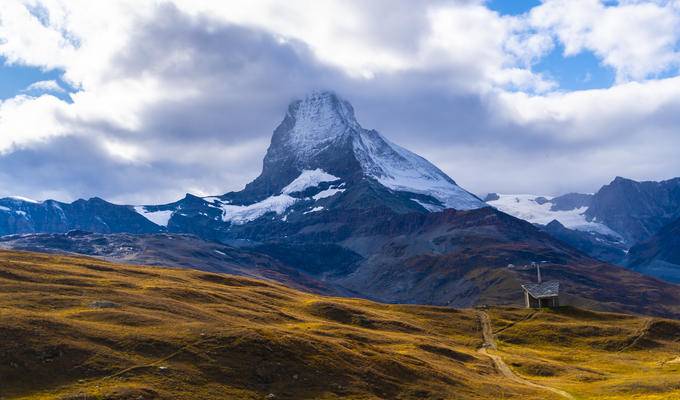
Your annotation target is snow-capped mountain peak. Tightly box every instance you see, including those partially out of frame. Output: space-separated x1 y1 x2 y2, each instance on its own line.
249 91 484 210
286 91 360 156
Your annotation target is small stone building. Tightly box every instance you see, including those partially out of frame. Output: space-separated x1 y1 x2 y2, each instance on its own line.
521 262 560 308
521 281 560 308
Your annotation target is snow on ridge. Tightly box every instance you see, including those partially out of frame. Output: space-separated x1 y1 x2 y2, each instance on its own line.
487 194 620 237
220 194 297 225
134 206 174 227
6 196 40 204
282 169 340 194
353 131 484 210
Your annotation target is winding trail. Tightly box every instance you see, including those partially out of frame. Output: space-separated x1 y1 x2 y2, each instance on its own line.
476 311 575 400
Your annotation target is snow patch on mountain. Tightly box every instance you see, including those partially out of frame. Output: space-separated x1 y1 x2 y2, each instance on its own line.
313 187 345 200
487 194 620 237
134 206 174 227
282 169 340 194
220 194 297 225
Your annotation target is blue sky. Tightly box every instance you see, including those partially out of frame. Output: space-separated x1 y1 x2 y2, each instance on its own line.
534 44 616 91
487 0 541 15
488 0 616 91
0 58 72 101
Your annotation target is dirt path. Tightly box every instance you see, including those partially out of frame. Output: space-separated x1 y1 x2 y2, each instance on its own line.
618 318 653 352
476 311 575 400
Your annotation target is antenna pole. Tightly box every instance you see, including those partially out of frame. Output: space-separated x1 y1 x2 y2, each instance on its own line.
537 263 542 283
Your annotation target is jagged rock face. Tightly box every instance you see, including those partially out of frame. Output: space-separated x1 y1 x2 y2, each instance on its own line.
245 93 363 199
549 193 593 211
585 177 680 244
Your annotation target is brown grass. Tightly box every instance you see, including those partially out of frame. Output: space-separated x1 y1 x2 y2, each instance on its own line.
0 250 678 400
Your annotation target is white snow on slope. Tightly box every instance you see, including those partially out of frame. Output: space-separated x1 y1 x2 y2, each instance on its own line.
0 206 10 212
353 131 484 210
134 206 174 227
411 198 444 212
487 194 620 236
205 169 343 225
220 194 297 225
282 169 340 194
313 187 345 200
304 206 324 214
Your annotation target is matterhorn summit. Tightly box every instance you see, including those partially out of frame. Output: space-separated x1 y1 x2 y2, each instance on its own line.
244 90 484 211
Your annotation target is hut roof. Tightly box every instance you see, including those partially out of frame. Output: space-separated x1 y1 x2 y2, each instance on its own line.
522 281 559 299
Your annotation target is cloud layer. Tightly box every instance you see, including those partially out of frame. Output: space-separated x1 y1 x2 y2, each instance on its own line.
0 0 679 203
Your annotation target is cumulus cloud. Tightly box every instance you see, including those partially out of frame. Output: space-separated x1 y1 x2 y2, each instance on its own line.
0 0 678 203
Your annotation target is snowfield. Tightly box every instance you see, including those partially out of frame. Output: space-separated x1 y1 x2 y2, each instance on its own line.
220 194 297 225
487 194 620 237
133 206 174 227
282 169 340 194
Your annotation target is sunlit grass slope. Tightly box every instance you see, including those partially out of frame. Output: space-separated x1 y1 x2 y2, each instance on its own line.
0 250 678 399
487 307 680 400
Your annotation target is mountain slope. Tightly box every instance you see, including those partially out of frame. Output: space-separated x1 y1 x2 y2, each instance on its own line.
1 250 679 400
625 216 680 283
0 232 338 295
540 220 628 264
586 177 680 244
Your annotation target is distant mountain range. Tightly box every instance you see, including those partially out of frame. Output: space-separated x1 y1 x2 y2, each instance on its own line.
485 176 680 282
1 91 678 316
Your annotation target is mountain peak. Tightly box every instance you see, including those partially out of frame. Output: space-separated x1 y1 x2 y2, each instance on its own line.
243 90 484 210
284 91 360 152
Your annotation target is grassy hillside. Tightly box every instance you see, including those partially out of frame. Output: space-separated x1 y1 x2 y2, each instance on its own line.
0 250 678 400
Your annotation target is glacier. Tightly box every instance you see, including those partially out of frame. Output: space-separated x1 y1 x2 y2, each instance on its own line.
486 194 621 237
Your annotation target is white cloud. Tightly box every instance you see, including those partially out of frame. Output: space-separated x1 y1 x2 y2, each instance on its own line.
23 79 64 93
0 94 68 153
530 0 680 81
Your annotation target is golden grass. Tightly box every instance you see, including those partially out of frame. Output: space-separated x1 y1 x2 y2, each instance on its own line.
487 307 680 400
0 250 678 400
